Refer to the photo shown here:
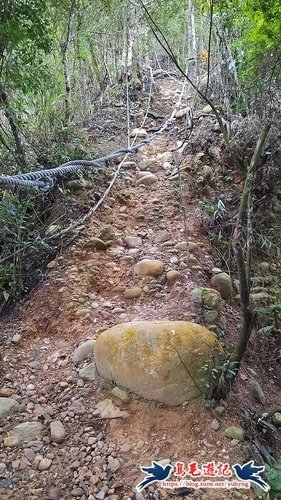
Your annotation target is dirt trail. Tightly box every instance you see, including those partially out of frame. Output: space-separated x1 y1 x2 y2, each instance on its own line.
0 78 254 499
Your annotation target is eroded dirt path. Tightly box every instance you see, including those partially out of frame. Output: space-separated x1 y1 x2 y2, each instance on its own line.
0 78 253 500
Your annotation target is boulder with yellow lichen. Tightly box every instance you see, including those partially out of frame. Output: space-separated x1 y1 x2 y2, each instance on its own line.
94 321 222 406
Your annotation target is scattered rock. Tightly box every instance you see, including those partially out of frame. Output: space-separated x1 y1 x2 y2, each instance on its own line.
75 308 91 317
95 399 129 419
4 436 20 448
79 363 96 381
211 419 220 431
71 487 84 497
107 457 120 473
251 380 266 404
272 412 281 426
134 259 164 277
225 426 244 441
191 287 221 311
94 321 222 406
175 242 188 251
166 270 182 283
9 421 44 442
202 104 212 113
111 386 130 403
38 458 52 471
136 174 158 186
50 420 66 443
73 339 95 363
130 128 147 139
11 333 22 344
124 287 142 299
123 236 142 248
96 224 115 242
0 398 19 419
210 272 232 300
84 238 107 251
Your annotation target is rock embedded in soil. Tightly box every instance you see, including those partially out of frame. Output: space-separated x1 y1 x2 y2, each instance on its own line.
124 287 142 299
166 270 182 283
38 457 52 471
72 339 95 363
50 420 66 443
111 386 130 403
130 128 147 138
123 236 142 248
0 398 19 419
94 321 223 406
136 174 158 187
79 363 96 381
225 426 244 441
9 421 44 442
210 272 232 300
95 224 115 242
84 237 107 251
134 259 164 277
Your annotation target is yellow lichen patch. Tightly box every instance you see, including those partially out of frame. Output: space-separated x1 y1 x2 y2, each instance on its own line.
94 321 223 406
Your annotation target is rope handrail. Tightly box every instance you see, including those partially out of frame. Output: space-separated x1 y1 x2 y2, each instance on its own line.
0 116 176 191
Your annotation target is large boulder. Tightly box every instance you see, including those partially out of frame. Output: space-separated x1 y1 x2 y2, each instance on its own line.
94 321 222 406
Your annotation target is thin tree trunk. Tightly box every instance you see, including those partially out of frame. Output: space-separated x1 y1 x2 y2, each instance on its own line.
212 123 271 400
0 87 26 168
61 0 76 125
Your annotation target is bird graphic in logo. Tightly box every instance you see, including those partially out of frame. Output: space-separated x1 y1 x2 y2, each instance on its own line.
136 461 174 491
233 460 270 492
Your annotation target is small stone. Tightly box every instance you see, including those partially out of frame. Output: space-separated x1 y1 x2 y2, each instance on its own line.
130 128 147 139
50 420 66 443
136 174 158 186
123 236 142 248
251 380 266 404
71 487 84 497
166 270 182 283
225 426 244 441
214 405 225 416
73 339 96 363
75 308 91 317
272 412 281 426
107 457 120 473
175 242 188 251
188 242 198 252
38 458 52 471
95 224 115 242
134 259 164 277
84 238 107 251
47 260 56 269
211 419 220 431
111 387 130 403
0 397 19 419
11 333 22 344
79 363 96 381
96 492 106 500
124 287 142 299
0 387 13 397
210 272 232 300
4 436 20 447
202 104 212 113
120 443 132 453
0 463 6 474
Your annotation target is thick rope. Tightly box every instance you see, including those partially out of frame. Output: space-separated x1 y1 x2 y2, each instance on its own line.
0 117 174 191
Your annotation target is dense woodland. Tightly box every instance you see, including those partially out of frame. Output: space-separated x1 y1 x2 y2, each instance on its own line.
0 1 281 498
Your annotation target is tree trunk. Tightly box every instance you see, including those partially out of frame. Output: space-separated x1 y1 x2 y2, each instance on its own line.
212 123 271 400
0 87 26 168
